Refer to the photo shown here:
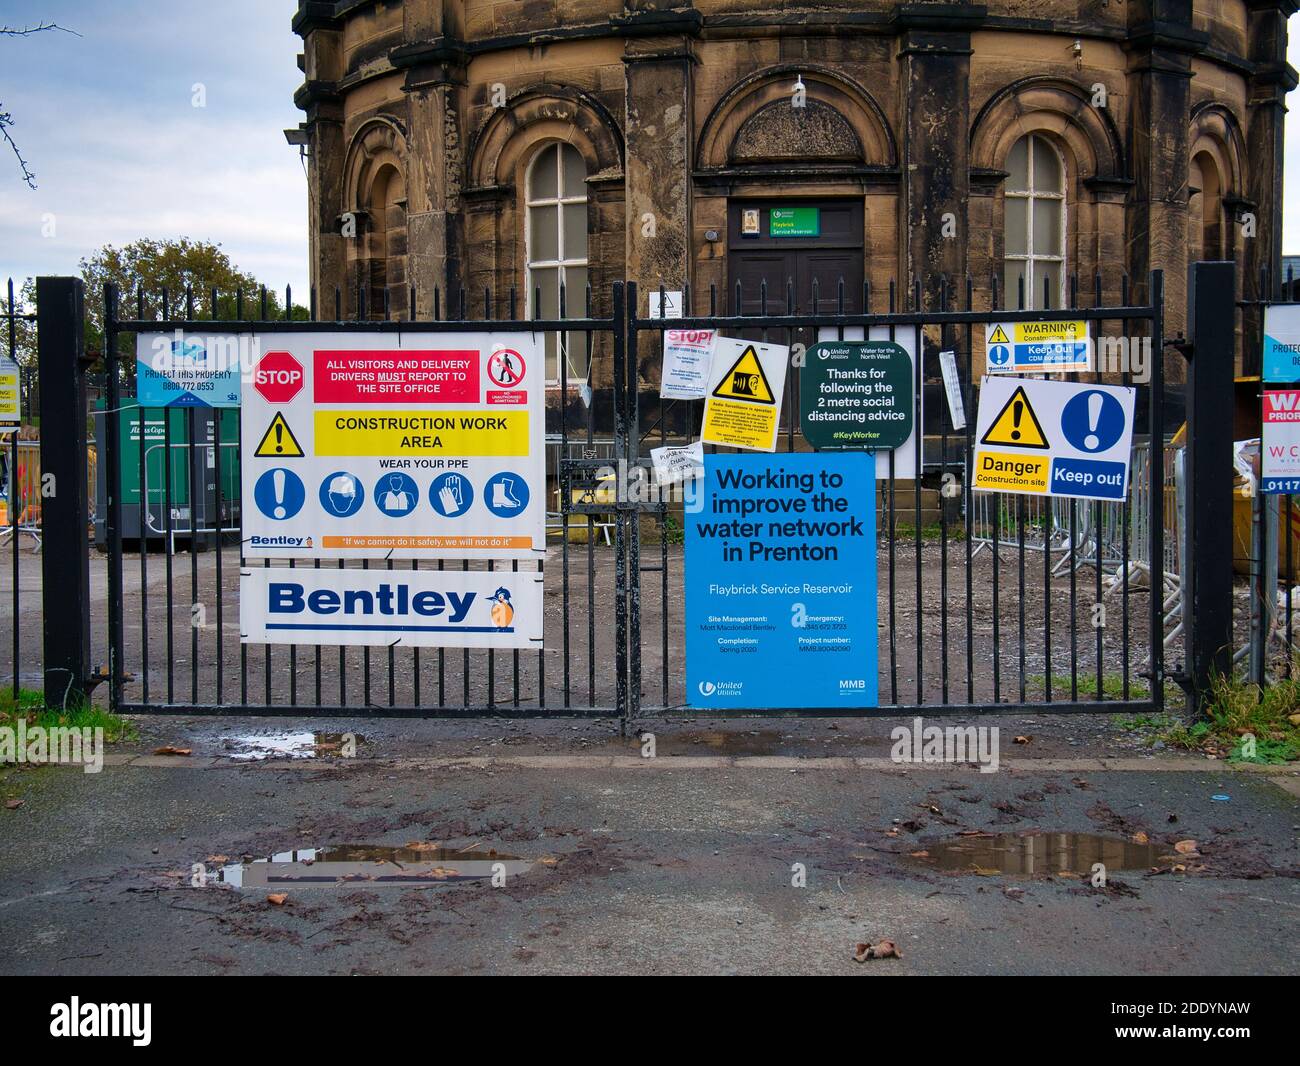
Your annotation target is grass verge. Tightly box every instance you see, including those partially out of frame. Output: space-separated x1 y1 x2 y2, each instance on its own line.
0 687 136 745
1156 672 1300 764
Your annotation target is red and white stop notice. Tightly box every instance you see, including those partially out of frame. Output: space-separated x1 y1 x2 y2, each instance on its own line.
253 351 304 403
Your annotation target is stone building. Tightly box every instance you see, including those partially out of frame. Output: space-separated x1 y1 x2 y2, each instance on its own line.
291 0 1295 393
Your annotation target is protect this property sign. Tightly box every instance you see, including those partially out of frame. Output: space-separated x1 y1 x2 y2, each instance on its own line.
685 453 878 709
240 566 543 649
136 332 244 407
1263 305 1300 381
1261 388 1300 493
972 376 1136 501
984 320 1091 374
700 337 789 452
800 341 912 451
240 331 544 560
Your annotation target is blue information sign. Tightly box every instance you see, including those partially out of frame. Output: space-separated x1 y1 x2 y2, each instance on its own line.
686 453 878 709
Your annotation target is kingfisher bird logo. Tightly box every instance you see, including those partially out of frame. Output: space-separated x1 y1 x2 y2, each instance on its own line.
490 587 515 630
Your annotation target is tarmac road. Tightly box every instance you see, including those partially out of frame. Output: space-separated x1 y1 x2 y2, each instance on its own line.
1 718 1296 976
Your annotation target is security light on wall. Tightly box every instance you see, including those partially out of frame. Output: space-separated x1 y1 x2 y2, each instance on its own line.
284 126 310 162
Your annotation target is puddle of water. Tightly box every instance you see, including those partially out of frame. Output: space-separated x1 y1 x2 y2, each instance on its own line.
223 732 365 761
671 730 786 755
218 844 532 887
908 832 1169 876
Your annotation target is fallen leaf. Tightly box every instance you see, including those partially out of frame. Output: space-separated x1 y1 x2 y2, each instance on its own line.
909 850 930 858
1014 735 1031 745
1173 839 1198 854
4 799 22 810
1132 831 1149 844
853 939 903 963
1288 713 1300 727
266 893 288 906
153 746 192 756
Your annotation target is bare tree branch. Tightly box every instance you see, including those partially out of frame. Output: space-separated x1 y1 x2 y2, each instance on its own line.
0 106 36 189
0 21 80 187
0 22 81 38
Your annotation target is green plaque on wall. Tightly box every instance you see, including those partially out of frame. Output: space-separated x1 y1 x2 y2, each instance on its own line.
769 207 820 238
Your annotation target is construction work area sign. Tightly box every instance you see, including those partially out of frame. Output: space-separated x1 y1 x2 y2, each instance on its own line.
700 337 789 452
240 566 543 648
240 332 543 559
984 320 1091 374
972 376 1136 501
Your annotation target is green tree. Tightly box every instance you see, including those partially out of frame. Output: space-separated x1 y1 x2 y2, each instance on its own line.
0 277 36 366
80 237 307 363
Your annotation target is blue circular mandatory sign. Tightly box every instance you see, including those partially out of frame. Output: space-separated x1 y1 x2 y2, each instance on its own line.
1060 389 1126 453
429 471 475 518
319 471 365 517
253 468 306 521
484 471 529 518
989 344 1011 367
373 472 420 518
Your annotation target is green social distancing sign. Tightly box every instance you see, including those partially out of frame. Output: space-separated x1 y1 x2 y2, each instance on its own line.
799 341 913 451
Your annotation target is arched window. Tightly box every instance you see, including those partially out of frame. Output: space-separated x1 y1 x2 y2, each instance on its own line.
1003 134 1066 309
526 143 589 382
1189 151 1225 262
366 164 405 319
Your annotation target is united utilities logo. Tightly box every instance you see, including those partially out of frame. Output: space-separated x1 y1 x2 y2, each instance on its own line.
698 680 742 697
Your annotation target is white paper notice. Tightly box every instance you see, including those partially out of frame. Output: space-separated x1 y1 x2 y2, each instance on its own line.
660 328 716 400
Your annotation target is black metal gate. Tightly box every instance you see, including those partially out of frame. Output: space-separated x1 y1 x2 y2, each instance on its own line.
78 271 1170 722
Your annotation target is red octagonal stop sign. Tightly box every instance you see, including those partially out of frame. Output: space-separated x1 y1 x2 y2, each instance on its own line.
253 351 304 403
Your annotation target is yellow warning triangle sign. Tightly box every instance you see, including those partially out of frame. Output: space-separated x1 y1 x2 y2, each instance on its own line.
254 412 305 458
980 385 1050 449
989 325 1011 345
712 345 775 404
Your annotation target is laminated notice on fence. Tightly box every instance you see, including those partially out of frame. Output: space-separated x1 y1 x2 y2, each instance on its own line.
240 331 544 559
240 566 543 649
650 440 704 483
972 376 1136 502
984 320 1091 374
700 337 789 452
1261 389 1300 493
0 356 19 423
660 329 716 400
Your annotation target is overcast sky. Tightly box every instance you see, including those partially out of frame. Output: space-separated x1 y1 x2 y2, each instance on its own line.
2 2 1300 299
